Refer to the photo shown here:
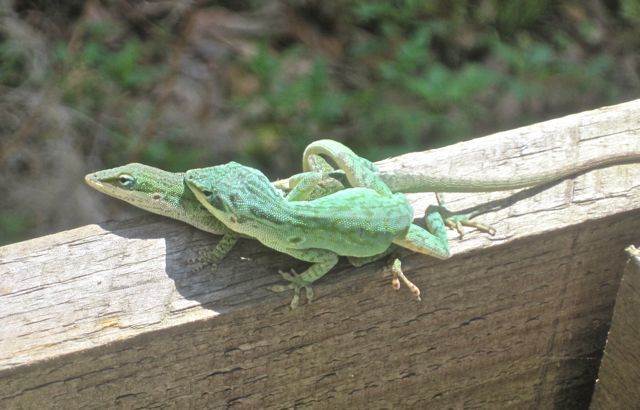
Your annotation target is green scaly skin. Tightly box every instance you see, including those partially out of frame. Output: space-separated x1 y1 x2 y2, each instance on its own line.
83 155 423 298
185 162 452 309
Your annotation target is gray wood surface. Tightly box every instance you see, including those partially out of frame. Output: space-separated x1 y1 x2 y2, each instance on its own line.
1 99 640 408
590 246 640 409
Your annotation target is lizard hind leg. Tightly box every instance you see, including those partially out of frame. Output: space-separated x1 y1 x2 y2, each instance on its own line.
285 171 346 202
442 210 496 237
435 193 496 237
389 258 421 301
348 248 421 301
346 245 399 267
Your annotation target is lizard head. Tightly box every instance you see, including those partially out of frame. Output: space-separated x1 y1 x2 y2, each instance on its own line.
85 163 190 217
185 162 284 229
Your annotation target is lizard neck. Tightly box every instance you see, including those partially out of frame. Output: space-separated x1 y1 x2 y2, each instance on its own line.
238 182 297 225
126 171 227 234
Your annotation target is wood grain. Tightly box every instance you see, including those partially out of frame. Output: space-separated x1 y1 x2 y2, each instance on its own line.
590 246 640 409
1 99 640 408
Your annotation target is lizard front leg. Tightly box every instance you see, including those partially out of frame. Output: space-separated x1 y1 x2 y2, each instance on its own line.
208 233 241 267
188 232 241 272
267 248 339 309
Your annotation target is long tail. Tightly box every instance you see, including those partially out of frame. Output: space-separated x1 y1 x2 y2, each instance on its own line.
377 152 640 193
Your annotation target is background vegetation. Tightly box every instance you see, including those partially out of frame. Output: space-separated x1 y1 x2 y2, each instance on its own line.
1 0 639 244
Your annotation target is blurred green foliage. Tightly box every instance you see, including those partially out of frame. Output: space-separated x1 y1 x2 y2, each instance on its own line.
3 0 626 169
48 22 205 171
232 0 623 164
0 212 32 245
236 46 349 165
620 0 640 23
0 40 27 86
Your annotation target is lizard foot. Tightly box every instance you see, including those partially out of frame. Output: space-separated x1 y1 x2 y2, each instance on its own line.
429 205 496 238
626 245 640 257
268 269 314 309
186 249 220 273
388 259 421 301
187 262 217 274
445 214 496 237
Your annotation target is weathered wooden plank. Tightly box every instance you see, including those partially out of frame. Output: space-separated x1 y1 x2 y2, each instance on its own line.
1 100 640 408
589 246 640 409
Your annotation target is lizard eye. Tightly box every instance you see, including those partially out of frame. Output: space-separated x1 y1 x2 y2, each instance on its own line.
116 174 135 188
202 190 213 198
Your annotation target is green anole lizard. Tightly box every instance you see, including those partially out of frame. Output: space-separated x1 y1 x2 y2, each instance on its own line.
185 160 447 309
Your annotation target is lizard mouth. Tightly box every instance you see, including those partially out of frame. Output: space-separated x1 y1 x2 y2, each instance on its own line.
84 174 115 195
84 174 103 189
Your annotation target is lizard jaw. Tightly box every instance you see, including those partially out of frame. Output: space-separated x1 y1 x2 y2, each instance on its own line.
84 174 107 192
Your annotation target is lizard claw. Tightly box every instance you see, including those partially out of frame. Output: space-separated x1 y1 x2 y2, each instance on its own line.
267 269 314 309
439 209 496 238
445 215 496 237
388 259 421 301
444 218 465 237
